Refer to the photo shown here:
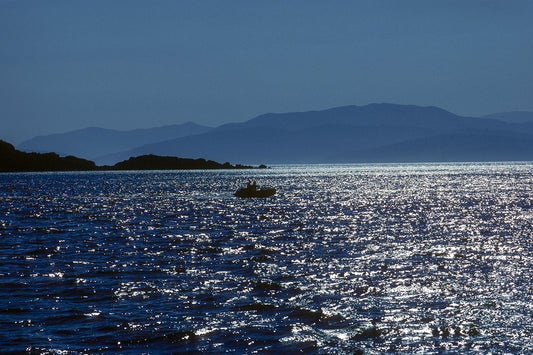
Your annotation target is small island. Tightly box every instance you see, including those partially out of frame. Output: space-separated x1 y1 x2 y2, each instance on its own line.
0 140 267 172
103 154 260 171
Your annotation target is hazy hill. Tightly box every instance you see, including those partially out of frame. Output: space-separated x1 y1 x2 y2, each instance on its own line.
484 111 533 123
17 122 212 163
102 104 533 164
16 104 533 164
338 131 533 163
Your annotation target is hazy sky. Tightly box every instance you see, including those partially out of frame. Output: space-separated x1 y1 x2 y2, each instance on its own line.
2 0 533 144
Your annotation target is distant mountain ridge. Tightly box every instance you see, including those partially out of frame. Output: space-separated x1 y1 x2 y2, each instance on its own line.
483 111 533 123
17 122 212 162
16 104 533 164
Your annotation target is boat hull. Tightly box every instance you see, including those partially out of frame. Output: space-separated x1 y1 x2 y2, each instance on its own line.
234 188 276 198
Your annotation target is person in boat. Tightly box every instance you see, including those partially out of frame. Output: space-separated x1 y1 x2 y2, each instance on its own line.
246 180 257 191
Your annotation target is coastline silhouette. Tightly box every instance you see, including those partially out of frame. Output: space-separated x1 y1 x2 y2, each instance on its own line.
0 140 266 173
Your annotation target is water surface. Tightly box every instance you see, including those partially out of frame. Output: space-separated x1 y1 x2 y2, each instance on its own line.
1 163 532 353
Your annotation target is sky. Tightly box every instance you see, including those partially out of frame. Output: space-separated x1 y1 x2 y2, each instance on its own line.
1 0 533 144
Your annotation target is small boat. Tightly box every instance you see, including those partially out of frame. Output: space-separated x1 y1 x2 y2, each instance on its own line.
234 183 276 198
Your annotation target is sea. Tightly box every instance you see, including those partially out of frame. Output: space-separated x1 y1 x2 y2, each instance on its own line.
1 163 532 354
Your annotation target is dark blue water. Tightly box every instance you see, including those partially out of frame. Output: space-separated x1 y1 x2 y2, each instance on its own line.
1 163 532 353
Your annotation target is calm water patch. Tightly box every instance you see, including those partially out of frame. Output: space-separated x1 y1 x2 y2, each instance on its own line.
1 163 532 353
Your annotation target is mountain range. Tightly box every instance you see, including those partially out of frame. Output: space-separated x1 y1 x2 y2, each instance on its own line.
16 104 533 164
17 122 212 163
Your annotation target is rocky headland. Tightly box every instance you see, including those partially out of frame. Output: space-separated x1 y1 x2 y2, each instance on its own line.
0 140 265 172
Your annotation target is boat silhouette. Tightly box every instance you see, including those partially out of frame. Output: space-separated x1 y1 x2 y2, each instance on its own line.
234 181 276 198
